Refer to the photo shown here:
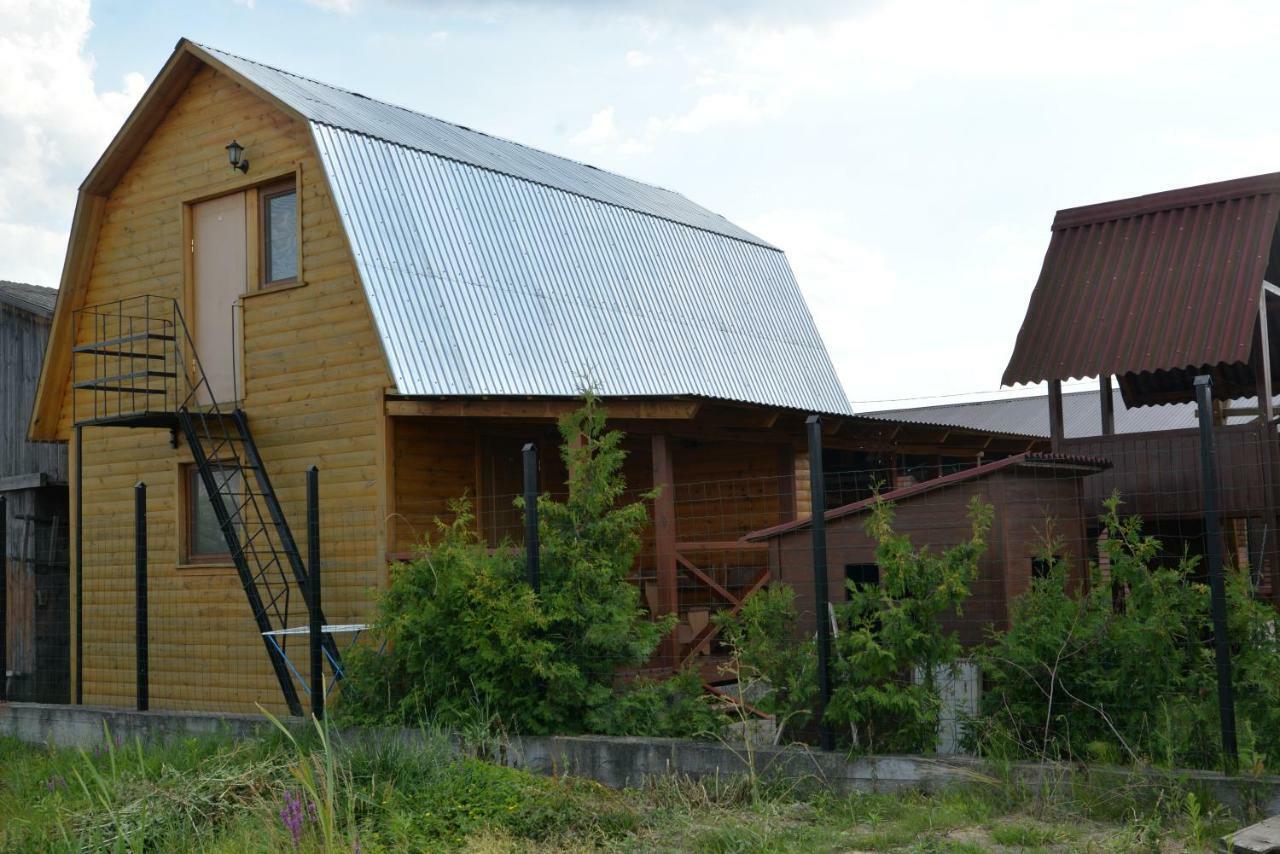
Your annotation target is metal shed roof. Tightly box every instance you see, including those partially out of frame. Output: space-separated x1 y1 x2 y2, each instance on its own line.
744 452 1110 541
193 43 850 414
863 387 1278 438
1002 172 1280 404
0 281 56 318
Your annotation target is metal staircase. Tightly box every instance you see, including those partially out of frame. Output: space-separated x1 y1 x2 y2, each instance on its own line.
72 295 338 715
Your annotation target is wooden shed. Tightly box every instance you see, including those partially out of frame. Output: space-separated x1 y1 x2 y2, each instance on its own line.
744 453 1107 646
0 281 69 702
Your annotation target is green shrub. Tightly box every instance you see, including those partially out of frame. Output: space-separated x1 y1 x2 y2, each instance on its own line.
337 498 553 730
587 668 726 738
340 391 680 735
977 494 1280 770
827 495 992 753
715 583 816 742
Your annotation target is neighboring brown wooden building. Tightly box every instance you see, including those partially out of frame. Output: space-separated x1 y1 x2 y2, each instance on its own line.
0 281 69 703
744 453 1107 646
1000 172 1280 598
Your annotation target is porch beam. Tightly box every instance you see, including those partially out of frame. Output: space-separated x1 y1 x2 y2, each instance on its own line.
675 552 741 608
385 398 702 420
679 570 770 669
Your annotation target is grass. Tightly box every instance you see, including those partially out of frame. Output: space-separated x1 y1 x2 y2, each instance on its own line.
0 725 1247 852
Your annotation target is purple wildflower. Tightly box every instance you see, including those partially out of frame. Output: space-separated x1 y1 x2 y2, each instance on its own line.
44 774 66 792
278 790 318 846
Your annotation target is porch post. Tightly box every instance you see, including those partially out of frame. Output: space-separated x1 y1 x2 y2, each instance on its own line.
651 434 678 669
1048 379 1065 451
1099 375 1115 436
1252 298 1280 603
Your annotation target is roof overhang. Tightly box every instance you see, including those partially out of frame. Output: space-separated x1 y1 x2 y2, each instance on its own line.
1002 172 1280 407
382 393 1047 456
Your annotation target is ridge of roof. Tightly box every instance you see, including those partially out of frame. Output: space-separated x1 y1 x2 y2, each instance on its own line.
0 280 56 318
743 452 1110 541
190 40 772 249
1053 170 1280 230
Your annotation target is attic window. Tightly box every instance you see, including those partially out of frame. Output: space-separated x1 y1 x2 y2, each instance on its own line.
261 181 298 287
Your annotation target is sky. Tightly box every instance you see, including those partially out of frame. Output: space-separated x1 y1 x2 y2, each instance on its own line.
5 0 1280 410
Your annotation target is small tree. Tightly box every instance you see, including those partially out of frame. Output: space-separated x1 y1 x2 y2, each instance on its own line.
530 389 674 729
826 495 992 753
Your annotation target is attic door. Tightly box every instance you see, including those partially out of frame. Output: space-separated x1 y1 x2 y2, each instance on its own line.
191 192 247 405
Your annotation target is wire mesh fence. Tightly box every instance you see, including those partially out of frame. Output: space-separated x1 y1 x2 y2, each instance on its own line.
73 505 380 717
33 416 1280 770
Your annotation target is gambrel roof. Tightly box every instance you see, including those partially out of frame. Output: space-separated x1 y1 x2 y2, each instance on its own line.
31 39 850 437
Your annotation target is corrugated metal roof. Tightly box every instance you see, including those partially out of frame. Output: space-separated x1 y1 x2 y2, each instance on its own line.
862 388 1276 438
0 281 56 318
744 452 1111 541
1002 172 1280 403
314 126 848 410
197 43 769 248
191 43 850 413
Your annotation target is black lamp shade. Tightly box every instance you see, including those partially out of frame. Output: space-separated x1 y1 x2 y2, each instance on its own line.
225 139 247 171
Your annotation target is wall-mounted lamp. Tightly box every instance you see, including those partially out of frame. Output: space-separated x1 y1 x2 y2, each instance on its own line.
226 139 249 174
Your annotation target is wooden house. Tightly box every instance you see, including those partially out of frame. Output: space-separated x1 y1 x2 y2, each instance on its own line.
744 453 1107 646
1002 173 1280 597
28 40 1044 715
1 281 69 703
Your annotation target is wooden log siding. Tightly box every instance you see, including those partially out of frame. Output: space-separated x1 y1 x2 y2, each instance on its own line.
1061 423 1278 520
63 66 391 713
0 305 64 483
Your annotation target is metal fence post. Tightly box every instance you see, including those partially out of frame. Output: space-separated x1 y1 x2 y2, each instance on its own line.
75 425 83 705
307 466 323 721
807 415 834 751
1194 374 1238 770
0 494 7 704
134 482 148 712
523 443 540 593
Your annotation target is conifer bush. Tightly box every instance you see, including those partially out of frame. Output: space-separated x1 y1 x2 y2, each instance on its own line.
339 392 717 736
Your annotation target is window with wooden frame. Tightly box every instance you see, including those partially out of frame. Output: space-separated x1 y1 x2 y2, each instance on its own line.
259 179 298 288
181 463 244 565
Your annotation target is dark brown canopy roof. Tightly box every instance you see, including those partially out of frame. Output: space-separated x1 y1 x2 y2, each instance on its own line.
1002 172 1280 405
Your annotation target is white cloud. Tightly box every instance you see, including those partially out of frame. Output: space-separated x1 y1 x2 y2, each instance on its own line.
579 0 1280 156
742 209 900 401
0 0 144 288
305 0 358 13
624 49 650 68
230 0 256 9
570 106 621 147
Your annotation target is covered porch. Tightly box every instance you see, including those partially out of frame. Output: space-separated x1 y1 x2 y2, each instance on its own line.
380 394 1044 674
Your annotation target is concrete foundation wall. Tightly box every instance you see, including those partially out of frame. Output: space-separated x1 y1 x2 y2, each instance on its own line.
5 702 1279 816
